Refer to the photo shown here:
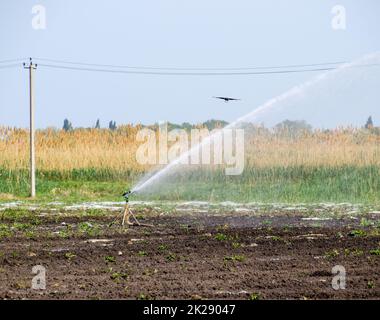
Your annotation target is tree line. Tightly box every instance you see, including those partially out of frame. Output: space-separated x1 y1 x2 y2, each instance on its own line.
62 117 377 132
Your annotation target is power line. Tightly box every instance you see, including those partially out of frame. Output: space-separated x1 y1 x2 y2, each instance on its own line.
34 56 347 71
37 62 380 76
0 63 22 69
38 63 339 75
0 58 27 64
1 57 379 75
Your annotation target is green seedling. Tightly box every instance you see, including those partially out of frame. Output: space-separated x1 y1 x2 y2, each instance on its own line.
249 293 260 300
105 256 116 263
166 253 177 262
348 230 366 237
325 249 340 259
158 245 168 252
369 249 380 256
138 251 147 257
64 252 76 260
224 255 245 263
214 233 228 241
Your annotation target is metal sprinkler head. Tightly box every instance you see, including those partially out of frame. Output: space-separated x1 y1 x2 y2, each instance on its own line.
120 190 153 228
122 190 133 203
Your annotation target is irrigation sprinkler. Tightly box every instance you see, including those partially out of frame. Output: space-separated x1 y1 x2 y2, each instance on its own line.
121 191 153 227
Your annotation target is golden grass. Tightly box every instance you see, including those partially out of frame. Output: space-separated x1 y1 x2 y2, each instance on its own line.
245 129 380 168
1 125 380 172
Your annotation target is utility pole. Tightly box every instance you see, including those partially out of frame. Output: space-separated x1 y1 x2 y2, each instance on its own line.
23 58 37 198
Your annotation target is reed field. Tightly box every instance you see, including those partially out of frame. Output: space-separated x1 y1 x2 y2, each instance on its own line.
1 125 380 203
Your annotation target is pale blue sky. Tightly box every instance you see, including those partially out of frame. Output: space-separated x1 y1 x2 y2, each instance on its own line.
0 0 380 128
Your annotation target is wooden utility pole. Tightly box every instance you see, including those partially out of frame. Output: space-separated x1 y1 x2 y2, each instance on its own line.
23 58 37 198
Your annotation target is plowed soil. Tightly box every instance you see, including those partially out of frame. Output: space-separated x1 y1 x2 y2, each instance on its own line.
0 211 379 299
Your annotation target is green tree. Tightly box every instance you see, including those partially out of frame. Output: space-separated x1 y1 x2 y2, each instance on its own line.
63 118 73 132
365 116 374 129
109 120 117 131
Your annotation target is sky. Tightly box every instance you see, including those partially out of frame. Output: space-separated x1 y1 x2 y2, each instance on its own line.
0 0 380 129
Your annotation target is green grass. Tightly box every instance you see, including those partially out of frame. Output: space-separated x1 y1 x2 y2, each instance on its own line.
1 165 380 203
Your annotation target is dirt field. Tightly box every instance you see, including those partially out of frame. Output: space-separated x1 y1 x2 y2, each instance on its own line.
0 207 379 300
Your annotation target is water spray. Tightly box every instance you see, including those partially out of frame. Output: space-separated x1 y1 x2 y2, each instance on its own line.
131 52 380 195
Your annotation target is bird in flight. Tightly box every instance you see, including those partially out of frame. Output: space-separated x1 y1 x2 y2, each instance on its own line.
213 96 241 102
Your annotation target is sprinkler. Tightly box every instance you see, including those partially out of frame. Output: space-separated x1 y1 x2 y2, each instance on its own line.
121 190 153 227
122 190 134 203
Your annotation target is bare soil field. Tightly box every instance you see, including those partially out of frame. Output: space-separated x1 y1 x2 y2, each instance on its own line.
0 208 379 300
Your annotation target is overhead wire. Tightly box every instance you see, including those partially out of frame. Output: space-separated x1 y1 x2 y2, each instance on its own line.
0 58 28 64
36 62 380 76
1 57 379 75
0 63 23 69
34 57 347 71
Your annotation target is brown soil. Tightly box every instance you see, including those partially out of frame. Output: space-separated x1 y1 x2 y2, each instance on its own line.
0 212 379 299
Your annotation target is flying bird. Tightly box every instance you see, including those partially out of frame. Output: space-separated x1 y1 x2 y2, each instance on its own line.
213 96 241 102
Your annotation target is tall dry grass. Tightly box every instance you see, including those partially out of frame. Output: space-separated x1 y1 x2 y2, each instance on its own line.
245 128 380 168
0 125 144 172
1 125 380 172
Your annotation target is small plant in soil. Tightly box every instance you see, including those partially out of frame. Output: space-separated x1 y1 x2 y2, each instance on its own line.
214 233 228 241
344 248 364 256
65 252 76 260
78 222 99 236
369 249 380 256
216 224 229 231
158 245 168 252
143 268 158 276
30 217 41 226
367 281 375 289
348 230 366 237
110 272 128 281
325 249 340 259
137 293 153 300
166 253 177 262
369 228 380 236
249 293 260 300
360 218 373 227
232 242 242 249
262 220 272 226
59 227 72 239
105 256 116 263
12 222 32 231
0 224 11 239
270 236 283 242
138 251 148 257
25 230 36 239
224 255 245 263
